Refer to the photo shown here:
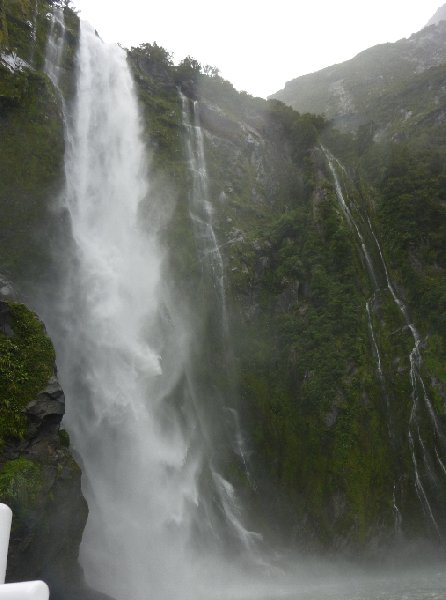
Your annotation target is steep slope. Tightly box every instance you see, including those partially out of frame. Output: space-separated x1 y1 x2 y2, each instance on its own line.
267 6 446 552
0 0 78 292
131 49 446 551
271 21 446 138
427 3 446 26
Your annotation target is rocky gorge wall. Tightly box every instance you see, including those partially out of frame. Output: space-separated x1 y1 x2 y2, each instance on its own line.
0 2 445 593
131 49 446 553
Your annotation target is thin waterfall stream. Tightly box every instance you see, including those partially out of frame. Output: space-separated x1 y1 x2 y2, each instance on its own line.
180 90 261 555
180 92 229 335
44 6 65 87
322 146 446 540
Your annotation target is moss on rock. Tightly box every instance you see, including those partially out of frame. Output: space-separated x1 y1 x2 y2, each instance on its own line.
0 301 55 444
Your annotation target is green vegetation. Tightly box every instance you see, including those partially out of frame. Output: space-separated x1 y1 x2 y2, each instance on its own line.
58 428 70 447
0 64 64 282
0 0 78 71
0 457 43 520
234 177 395 544
0 302 55 443
374 144 446 340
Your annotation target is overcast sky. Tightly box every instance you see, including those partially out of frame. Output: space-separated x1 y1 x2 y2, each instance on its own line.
71 1 443 98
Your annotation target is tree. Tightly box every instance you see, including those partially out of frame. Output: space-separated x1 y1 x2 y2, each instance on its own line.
175 56 202 84
131 42 173 68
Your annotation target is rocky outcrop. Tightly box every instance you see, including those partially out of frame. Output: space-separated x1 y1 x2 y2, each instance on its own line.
0 300 107 599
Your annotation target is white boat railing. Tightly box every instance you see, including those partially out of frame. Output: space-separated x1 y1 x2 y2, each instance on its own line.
0 504 49 599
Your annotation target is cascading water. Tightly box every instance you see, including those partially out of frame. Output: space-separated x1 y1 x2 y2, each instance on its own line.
44 6 65 87
322 146 446 540
323 148 378 288
29 0 39 66
372 219 444 539
43 14 263 598
180 91 261 555
52 22 207 600
180 93 228 335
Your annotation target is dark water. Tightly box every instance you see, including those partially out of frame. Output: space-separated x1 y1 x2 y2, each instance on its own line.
200 563 446 600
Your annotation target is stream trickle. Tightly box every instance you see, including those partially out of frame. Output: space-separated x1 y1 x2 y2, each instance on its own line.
180 90 261 555
323 146 446 540
44 6 65 87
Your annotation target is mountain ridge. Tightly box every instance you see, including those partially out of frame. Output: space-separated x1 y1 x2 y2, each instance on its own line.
271 20 446 138
427 3 446 26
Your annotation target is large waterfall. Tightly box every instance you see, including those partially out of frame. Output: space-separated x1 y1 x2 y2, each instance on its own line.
54 22 204 600
44 18 262 600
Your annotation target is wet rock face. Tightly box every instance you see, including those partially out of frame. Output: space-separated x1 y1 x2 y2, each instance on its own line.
0 274 15 301
0 300 14 337
26 376 65 421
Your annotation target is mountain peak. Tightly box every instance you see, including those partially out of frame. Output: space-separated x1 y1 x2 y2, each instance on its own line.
427 3 446 26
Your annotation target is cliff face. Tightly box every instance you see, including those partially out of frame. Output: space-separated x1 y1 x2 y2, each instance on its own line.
0 0 445 577
0 0 78 294
263 16 446 549
132 45 446 552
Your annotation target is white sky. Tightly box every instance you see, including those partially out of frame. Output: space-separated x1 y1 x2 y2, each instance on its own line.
71 1 443 98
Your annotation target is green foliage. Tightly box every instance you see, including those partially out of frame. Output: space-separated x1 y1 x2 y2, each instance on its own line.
0 62 29 104
202 64 220 78
423 334 446 415
2 0 46 66
175 55 201 84
272 22 446 140
130 42 173 68
0 65 64 281
0 303 55 443
234 166 395 543
0 457 43 517
0 1 9 47
266 99 326 160
356 141 446 341
58 428 70 447
128 45 184 172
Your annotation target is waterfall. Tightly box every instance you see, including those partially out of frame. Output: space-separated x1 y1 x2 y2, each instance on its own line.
43 6 65 87
323 147 378 288
42 15 264 598
180 93 228 335
180 91 261 556
29 0 39 66
323 147 446 540
52 22 206 600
